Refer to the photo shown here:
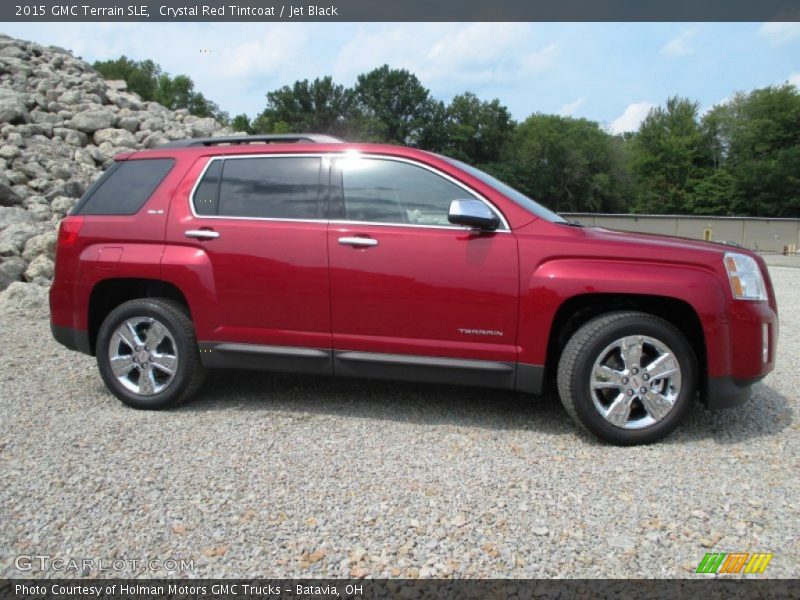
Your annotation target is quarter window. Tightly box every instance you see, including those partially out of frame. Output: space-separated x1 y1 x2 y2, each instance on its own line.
339 158 479 226
193 157 324 219
75 158 174 216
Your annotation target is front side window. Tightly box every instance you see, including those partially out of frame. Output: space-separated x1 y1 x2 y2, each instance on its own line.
339 157 481 227
192 156 324 219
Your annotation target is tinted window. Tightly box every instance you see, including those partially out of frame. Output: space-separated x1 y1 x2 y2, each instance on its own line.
218 157 323 219
193 160 222 216
340 158 477 226
439 155 567 223
76 159 174 215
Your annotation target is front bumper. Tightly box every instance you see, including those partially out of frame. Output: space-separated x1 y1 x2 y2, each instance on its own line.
705 376 761 409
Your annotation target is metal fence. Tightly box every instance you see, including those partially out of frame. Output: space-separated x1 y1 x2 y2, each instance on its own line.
562 213 800 253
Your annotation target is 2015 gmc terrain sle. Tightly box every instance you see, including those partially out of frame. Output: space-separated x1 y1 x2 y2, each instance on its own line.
49 134 778 445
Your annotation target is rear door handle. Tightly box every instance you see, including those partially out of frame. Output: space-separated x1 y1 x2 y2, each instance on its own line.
338 237 378 247
185 229 220 240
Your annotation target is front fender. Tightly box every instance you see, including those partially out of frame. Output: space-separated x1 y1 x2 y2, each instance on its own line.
517 257 732 377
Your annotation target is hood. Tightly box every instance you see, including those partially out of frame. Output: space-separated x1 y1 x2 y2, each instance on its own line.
519 220 752 270
584 226 734 258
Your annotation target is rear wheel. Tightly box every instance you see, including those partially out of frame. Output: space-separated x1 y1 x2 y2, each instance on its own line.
96 298 205 409
557 311 697 445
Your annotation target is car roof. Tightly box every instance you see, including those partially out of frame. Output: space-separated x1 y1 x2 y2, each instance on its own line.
117 137 433 162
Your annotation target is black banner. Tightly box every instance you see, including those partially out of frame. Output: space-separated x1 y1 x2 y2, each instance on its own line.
2 580 800 600
3 0 800 23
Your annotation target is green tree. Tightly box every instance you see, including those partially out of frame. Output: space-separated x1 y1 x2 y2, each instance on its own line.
502 114 628 213
630 96 706 214
717 85 800 217
440 92 515 165
254 76 356 136
230 113 252 133
353 65 438 145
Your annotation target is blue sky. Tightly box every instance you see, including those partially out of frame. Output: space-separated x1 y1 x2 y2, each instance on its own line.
3 22 799 132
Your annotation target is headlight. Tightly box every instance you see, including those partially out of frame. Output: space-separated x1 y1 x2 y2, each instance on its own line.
724 252 767 301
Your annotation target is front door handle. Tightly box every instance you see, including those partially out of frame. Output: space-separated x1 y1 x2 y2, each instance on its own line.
338 237 378 247
185 229 220 240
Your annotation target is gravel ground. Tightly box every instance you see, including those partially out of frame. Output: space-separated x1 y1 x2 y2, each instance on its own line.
0 266 798 579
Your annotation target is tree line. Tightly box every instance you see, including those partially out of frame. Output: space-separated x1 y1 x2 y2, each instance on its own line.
94 58 800 218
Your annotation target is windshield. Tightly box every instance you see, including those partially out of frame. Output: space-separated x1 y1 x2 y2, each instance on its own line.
440 156 567 224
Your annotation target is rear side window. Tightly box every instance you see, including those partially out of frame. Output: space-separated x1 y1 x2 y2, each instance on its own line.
192 157 323 220
75 159 175 215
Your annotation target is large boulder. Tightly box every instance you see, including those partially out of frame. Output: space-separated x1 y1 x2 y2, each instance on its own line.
0 93 30 124
93 127 137 148
23 254 54 280
0 181 22 206
69 108 116 133
22 231 56 261
0 280 49 312
0 255 26 290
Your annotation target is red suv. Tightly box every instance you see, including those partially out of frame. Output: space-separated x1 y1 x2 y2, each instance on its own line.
50 134 778 444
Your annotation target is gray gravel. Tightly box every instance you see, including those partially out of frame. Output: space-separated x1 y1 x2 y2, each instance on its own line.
1 266 798 579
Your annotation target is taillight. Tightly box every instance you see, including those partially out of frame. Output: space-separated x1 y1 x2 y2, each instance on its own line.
57 216 83 248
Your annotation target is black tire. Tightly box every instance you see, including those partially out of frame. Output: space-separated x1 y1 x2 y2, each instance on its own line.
557 311 697 445
96 298 205 409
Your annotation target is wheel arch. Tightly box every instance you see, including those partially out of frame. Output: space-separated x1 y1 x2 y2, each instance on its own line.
544 293 707 394
87 278 191 355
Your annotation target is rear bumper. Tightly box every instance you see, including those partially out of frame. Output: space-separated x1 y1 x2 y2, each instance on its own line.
705 376 760 409
51 322 92 355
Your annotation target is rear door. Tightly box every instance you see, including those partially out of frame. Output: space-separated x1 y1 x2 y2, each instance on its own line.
165 154 332 360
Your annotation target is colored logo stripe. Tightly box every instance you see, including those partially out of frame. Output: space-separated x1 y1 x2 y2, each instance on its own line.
697 553 726 573
744 553 773 574
720 553 749 573
697 552 773 574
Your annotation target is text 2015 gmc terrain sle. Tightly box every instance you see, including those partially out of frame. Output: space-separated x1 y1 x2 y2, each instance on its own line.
50 134 778 445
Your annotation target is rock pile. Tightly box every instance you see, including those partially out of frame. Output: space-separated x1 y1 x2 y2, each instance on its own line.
0 33 231 304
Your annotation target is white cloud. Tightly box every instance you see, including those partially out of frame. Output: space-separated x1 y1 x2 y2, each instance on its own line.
558 97 586 116
517 44 558 75
759 22 800 45
660 30 695 58
609 102 655 134
334 24 556 90
789 73 800 87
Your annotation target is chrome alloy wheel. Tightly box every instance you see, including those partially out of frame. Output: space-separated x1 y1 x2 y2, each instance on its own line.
589 335 682 430
108 317 178 396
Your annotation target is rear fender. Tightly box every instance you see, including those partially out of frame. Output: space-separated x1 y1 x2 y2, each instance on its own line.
160 245 217 339
71 242 164 330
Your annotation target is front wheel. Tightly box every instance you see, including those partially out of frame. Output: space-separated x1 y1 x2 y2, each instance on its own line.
96 298 205 409
557 311 697 445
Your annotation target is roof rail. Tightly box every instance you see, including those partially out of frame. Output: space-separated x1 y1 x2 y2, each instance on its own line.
159 133 344 148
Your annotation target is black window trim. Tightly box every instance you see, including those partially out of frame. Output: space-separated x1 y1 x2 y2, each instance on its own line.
189 153 330 223
188 152 510 231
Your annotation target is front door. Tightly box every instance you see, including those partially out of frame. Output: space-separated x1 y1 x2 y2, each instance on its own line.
327 155 519 385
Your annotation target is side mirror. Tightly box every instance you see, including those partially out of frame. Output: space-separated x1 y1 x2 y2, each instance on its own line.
448 199 499 231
